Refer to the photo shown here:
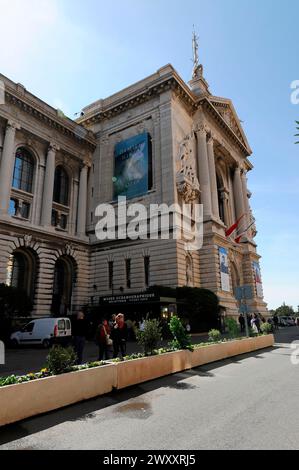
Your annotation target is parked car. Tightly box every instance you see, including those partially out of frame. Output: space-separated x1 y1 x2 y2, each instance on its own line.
280 316 295 326
278 317 288 327
10 317 72 348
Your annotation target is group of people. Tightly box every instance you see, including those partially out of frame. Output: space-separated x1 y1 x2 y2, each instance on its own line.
72 311 128 364
238 312 267 334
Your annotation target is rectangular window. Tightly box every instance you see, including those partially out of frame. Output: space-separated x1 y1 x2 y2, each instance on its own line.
20 202 30 219
126 259 131 289
144 256 150 287
60 214 67 230
51 210 58 227
108 261 114 289
9 199 18 216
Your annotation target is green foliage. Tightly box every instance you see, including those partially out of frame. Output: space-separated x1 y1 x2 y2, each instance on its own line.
225 317 239 338
46 346 77 375
137 319 162 355
260 322 273 335
208 329 222 342
0 283 32 318
176 287 219 332
249 327 258 337
275 303 294 317
295 120 299 144
169 315 193 351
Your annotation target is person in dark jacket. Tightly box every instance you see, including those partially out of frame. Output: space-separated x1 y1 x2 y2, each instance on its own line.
111 313 128 360
238 314 245 333
73 311 88 364
95 318 111 360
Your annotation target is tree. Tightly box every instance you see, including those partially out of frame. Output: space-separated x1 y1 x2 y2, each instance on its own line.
176 287 219 332
0 283 32 342
0 283 32 318
295 121 299 144
275 302 295 317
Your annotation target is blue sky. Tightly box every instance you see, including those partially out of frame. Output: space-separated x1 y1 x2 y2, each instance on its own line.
1 0 298 309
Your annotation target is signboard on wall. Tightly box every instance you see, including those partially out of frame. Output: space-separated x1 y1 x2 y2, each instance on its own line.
113 132 152 199
219 247 230 292
253 261 263 298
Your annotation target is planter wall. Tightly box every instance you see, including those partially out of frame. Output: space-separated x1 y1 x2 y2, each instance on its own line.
187 334 274 369
114 350 188 389
0 363 117 427
0 334 274 427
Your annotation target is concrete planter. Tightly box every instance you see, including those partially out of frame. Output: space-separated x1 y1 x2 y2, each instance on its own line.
0 335 274 427
0 363 117 427
188 334 274 369
114 350 189 389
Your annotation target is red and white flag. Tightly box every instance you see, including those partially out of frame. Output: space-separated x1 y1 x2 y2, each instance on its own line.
234 220 255 243
225 214 245 237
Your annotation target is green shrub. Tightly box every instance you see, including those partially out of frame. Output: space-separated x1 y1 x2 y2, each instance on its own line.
225 317 239 338
169 315 193 351
260 322 273 335
46 346 77 375
137 319 162 355
208 329 222 342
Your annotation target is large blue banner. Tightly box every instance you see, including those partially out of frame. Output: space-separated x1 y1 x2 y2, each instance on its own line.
113 133 151 199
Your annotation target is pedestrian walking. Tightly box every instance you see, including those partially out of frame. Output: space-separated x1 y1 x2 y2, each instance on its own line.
95 318 112 360
250 314 258 334
238 314 245 333
111 313 128 360
273 314 279 331
73 311 88 364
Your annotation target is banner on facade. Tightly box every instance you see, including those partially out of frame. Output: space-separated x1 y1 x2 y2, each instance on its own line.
219 247 230 292
113 132 152 199
253 261 263 298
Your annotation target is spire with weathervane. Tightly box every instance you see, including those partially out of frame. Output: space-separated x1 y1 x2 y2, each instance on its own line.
189 27 210 96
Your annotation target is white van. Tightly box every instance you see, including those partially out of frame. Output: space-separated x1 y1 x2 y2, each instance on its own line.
10 317 72 348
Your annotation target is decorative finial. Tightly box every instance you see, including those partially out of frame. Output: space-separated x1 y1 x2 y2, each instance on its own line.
192 26 203 79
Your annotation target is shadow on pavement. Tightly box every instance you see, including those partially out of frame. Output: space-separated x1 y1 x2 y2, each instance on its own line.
0 344 279 446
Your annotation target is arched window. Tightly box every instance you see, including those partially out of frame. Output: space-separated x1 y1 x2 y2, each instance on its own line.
12 148 34 193
7 248 37 301
51 256 76 316
53 166 69 205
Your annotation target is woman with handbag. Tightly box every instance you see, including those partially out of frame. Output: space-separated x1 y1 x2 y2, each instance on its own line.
95 318 112 360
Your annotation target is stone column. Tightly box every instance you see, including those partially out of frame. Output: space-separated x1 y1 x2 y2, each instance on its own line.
241 169 251 229
40 144 57 227
0 121 19 214
221 190 230 227
206 135 219 219
233 166 245 221
76 163 88 237
196 126 212 219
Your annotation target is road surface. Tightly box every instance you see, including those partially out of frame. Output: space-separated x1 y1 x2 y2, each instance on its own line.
0 327 298 450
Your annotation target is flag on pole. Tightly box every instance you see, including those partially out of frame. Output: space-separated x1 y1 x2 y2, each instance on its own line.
225 214 245 237
234 220 255 243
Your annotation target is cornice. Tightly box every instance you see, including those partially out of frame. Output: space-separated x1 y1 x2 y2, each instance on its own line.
79 68 251 159
79 72 197 126
1 76 96 151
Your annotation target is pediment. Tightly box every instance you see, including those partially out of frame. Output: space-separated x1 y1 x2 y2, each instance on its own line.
209 96 252 154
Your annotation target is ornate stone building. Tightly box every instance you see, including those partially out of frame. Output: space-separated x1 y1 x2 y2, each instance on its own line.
0 55 268 319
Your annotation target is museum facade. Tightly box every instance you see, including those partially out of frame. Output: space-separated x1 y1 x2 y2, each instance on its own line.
0 61 268 319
